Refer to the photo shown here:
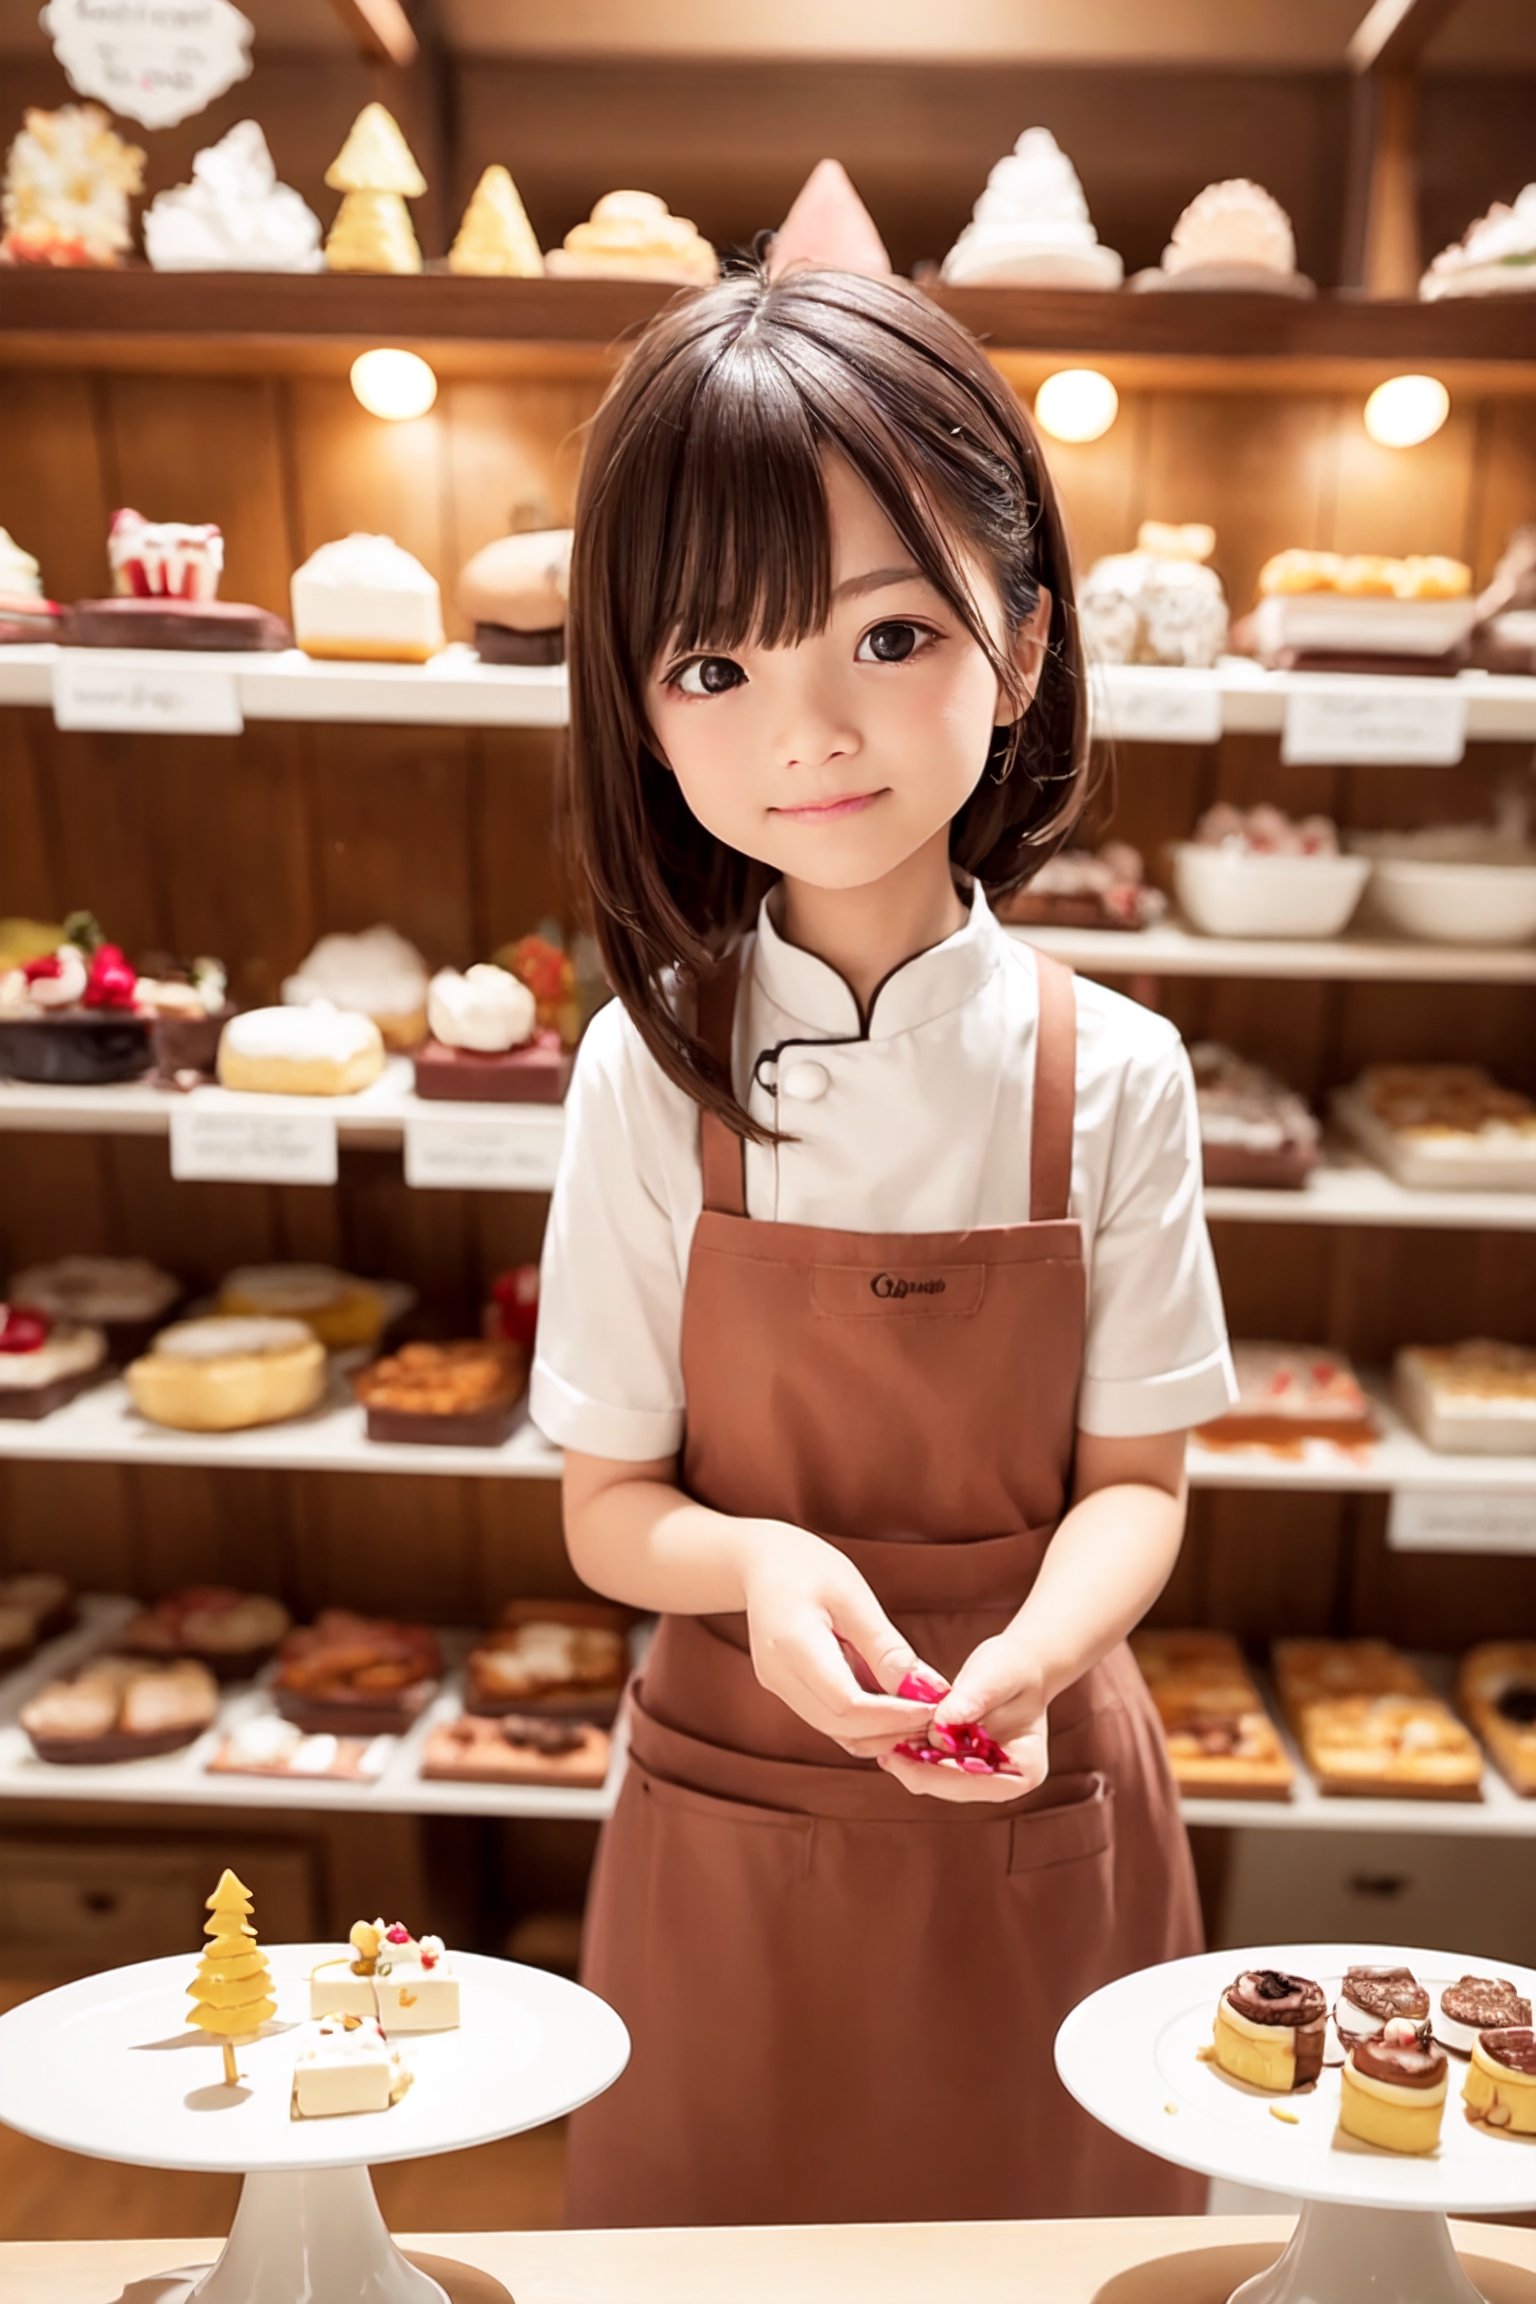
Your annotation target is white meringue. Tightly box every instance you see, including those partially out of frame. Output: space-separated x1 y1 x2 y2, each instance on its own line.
143 121 322 273
427 963 536 1053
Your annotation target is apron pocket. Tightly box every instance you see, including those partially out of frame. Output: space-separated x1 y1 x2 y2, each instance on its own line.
1007 1770 1113 1874
626 1752 815 1878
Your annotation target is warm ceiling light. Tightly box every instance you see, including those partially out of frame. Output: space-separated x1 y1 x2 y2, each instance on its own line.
1033 368 1119 445
350 348 438 422
1363 373 1450 449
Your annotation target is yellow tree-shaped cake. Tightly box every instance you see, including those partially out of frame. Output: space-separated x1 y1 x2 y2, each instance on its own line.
449 165 543 277
188 1868 277 2085
324 103 426 276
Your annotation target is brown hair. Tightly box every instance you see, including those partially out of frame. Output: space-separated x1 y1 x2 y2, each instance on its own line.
565 263 1093 1138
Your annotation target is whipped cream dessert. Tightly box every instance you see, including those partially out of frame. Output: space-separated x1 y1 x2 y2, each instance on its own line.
0 530 44 600
1423 183 1536 300
0 1305 107 1391
942 128 1122 289
544 189 717 285
1139 179 1309 294
10 1256 179 1327
110 510 225 604
292 2015 412 2119
290 534 445 663
222 1004 384 1066
1 102 144 267
427 963 536 1053
144 121 322 272
282 927 428 1027
151 1316 315 1363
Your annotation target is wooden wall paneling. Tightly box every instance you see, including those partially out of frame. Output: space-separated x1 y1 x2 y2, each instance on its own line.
338 1151 478 1322
1348 1510 1536 1653
0 371 111 605
1324 391 1482 560
0 1137 120 1272
285 378 450 580
83 1144 286 1292
1467 397 1536 586
473 1483 575 1619
0 714 62 922
0 1461 139 1592
1139 390 1339 614
1030 383 1149 580
129 1464 296 1599
139 729 321 1005
287 1468 478 1622
42 733 168 960
303 723 476 966
1188 1491 1350 1641
473 730 569 947
440 378 597 642
1204 1222 1337 1344
99 375 296 618
1334 980 1536 1090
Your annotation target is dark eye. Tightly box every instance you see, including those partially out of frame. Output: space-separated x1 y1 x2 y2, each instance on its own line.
673 656 743 698
858 621 924 665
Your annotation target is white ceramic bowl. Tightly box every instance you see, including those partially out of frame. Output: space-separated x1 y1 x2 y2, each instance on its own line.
1368 855 1536 944
1172 843 1370 939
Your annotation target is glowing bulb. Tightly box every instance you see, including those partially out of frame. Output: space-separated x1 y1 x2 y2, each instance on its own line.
350 348 438 422
1033 369 1119 445
1363 374 1449 449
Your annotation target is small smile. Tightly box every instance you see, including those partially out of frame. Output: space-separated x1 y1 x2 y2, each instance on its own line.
770 790 888 823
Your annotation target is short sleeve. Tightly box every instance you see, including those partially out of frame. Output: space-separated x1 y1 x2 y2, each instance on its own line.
1076 1033 1237 1439
529 1004 688 1461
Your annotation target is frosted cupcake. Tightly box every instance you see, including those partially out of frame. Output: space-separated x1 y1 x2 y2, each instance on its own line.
1422 185 1536 300
544 191 716 286
1135 180 1313 296
942 129 1122 290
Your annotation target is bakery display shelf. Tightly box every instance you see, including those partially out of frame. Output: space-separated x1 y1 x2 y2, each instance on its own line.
0 1607 1526 1840
5 271 1536 377
1188 1375 1536 1501
0 641 568 728
4 1368 1533 1525
9 642 1536 744
1202 1144 1536 1232
0 1054 567 1163
0 1604 626 1823
1011 920 1536 986
0 1367 564 1479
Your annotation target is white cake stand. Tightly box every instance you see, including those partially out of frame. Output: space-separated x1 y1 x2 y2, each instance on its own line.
1056 1941 1536 2304
0 1945 629 2304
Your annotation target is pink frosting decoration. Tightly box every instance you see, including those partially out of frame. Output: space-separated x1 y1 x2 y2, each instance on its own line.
767 159 890 281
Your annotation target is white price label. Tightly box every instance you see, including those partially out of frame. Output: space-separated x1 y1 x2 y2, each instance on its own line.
170 1104 337 1186
1388 1488 1536 1556
53 652 243 737
1095 674 1223 745
404 1113 561 1192
42 0 254 130
1281 682 1466 767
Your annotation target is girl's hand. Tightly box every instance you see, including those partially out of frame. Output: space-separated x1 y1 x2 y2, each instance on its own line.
879 1634 1050 1803
739 1526 940 1760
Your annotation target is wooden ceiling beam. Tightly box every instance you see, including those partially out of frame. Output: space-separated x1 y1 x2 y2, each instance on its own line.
326 0 419 67
1348 0 1464 75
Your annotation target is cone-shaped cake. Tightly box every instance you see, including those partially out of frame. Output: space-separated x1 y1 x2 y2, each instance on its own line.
768 159 889 280
450 165 543 277
324 105 425 276
187 1867 277 2085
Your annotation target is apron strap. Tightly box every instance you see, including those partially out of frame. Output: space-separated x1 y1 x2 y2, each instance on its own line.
1029 948 1077 1223
696 949 748 1218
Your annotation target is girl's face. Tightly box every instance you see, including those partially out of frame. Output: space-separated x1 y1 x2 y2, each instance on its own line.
647 455 1048 894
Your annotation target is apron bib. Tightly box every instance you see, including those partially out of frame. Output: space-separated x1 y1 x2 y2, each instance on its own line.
565 948 1203 2226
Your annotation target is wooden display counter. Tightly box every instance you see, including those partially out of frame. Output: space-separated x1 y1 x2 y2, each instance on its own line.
2 2215 1535 2304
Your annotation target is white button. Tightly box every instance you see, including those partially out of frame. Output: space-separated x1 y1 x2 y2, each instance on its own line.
781 1060 830 1102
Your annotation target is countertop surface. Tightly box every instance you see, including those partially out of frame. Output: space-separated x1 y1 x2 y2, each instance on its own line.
3 2216 1536 2304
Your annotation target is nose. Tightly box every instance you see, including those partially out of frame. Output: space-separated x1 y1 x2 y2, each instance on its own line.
772 685 859 773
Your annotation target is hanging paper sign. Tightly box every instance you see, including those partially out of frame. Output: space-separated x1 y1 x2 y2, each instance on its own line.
53 650 243 736
170 1102 337 1187
42 0 254 131
1281 681 1466 767
1388 1488 1536 1556
404 1110 564 1193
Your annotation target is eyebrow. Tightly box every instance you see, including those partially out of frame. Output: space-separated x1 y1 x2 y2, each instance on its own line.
830 563 927 603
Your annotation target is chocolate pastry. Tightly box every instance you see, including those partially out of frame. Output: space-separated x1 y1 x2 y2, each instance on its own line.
273 1611 441 1738
0 1010 152 1086
1439 1976 1532 2056
1352 2027 1446 2087
412 1033 572 1105
354 1340 526 1448
1478 2027 1536 2075
1341 1966 1430 2026
473 621 564 666
420 1707 611 1788
62 598 292 651
1226 1969 1328 2086
500 1716 586 1756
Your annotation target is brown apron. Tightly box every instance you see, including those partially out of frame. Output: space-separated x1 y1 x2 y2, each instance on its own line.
564 947 1203 2228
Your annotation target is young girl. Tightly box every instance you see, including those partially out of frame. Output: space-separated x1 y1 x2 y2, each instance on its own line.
532 266 1236 2228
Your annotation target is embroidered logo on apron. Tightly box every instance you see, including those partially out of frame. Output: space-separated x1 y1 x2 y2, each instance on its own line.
810 1264 986 1318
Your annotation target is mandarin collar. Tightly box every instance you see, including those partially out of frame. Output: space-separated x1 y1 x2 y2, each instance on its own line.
750 883 1004 1041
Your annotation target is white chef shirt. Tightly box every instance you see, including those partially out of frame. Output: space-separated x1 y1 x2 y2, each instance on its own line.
532 884 1237 1460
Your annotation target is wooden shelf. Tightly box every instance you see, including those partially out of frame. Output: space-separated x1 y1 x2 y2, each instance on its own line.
0 1605 1526 1838
3 273 1536 383
1013 920 1536 986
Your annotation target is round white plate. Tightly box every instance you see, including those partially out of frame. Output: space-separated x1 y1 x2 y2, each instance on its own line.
0 1946 628 2174
1055 1942 1536 2215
